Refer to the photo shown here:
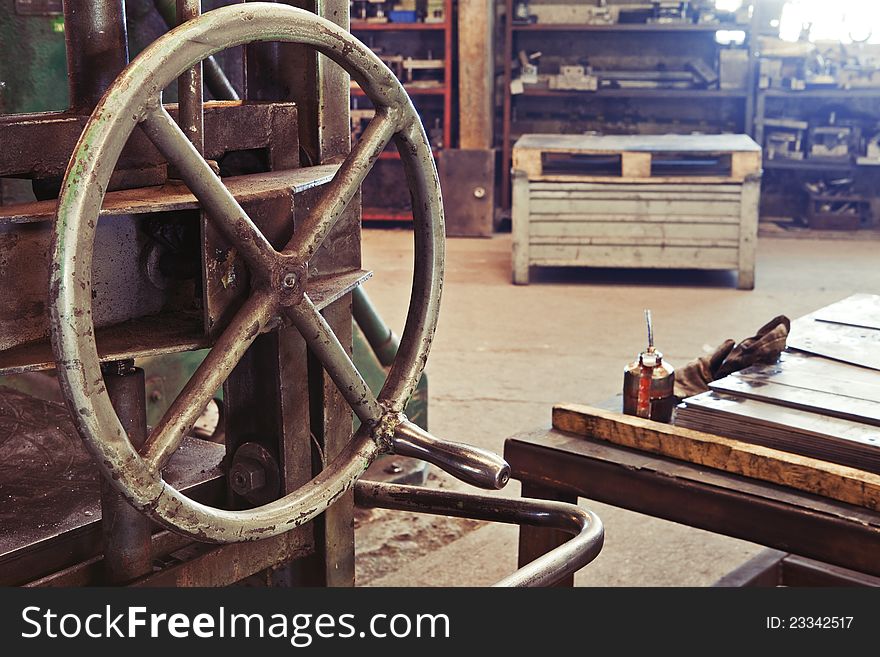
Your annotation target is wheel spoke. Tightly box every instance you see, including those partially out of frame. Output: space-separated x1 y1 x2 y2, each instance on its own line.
142 292 276 471
285 296 383 425
284 109 398 260
142 105 278 277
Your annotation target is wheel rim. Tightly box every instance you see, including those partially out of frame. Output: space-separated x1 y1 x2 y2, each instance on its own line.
49 3 444 542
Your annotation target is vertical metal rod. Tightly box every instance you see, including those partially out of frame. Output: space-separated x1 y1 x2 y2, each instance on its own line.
101 360 153 584
352 286 399 367
62 0 130 110
152 0 239 101
177 0 204 154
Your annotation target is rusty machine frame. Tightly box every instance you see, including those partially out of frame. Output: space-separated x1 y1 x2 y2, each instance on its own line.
0 1 603 586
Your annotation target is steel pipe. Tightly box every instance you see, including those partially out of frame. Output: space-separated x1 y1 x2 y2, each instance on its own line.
152 0 240 101
176 0 204 154
101 361 153 584
62 0 129 110
352 287 399 367
354 481 605 587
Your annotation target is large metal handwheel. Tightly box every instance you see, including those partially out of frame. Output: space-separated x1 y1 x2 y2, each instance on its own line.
49 4 508 543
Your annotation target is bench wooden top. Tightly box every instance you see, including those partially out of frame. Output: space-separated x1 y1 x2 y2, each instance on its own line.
513 133 761 154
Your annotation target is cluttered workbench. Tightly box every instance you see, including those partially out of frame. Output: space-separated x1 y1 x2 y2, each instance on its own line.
505 295 880 586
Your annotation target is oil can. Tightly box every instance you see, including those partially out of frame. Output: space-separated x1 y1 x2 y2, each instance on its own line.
622 311 675 423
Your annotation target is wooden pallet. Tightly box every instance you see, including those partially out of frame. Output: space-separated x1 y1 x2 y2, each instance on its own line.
512 133 762 183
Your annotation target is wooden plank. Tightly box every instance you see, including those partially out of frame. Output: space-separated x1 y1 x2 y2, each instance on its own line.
621 151 651 178
732 151 763 181
513 133 762 154
513 148 543 178
527 197 741 217
513 135 761 182
511 169 531 284
529 221 740 241
529 244 739 268
551 404 880 512
528 213 741 225
525 173 754 184
458 0 493 149
531 235 739 248
529 182 743 193
529 190 743 202
737 176 759 290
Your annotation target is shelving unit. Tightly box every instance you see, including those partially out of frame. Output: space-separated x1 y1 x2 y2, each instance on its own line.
499 2 757 209
754 87 880 225
350 1 454 221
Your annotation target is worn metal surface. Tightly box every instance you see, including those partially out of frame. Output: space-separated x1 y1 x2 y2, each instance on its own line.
100 362 154 583
352 286 398 366
0 387 224 585
0 268 367 375
0 5 68 114
0 101 298 182
676 392 880 473
789 312 880 371
437 149 495 238
0 165 338 223
0 165 339 374
62 0 129 110
48 4 510 543
814 293 880 332
710 351 880 427
131 530 312 586
354 481 604 587
175 0 204 155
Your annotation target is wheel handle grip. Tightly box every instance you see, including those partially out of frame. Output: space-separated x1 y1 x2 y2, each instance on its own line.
391 420 511 490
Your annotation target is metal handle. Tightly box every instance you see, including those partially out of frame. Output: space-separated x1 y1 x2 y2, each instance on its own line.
392 420 511 490
354 481 604 587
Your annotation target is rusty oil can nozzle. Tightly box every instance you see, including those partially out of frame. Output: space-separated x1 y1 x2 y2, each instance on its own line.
636 310 657 418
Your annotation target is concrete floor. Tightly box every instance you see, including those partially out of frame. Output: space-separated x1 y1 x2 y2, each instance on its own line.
354 228 880 586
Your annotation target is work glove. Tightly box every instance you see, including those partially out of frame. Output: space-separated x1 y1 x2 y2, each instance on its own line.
673 315 791 400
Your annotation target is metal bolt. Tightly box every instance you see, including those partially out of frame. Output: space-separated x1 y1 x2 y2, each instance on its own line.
101 358 136 377
384 462 403 475
282 272 297 289
473 186 486 199
229 461 267 496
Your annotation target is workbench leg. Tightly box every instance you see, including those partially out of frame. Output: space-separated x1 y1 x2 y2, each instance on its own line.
511 169 530 285
737 176 759 290
518 482 579 587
